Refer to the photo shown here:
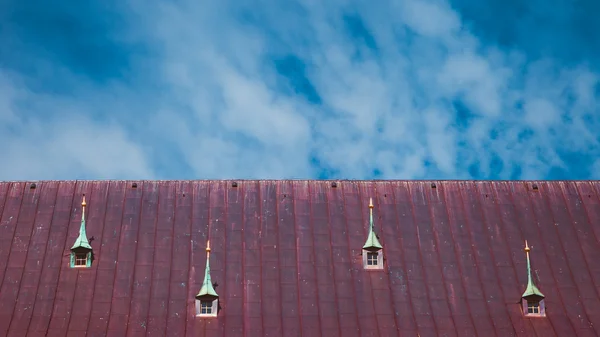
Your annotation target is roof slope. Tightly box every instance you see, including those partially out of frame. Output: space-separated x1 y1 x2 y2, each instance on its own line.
0 180 600 337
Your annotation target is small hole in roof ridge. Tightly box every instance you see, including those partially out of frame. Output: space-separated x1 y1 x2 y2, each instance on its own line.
30 183 36 189
431 183 437 188
331 181 338 188
132 182 138 188
532 183 539 190
232 182 238 187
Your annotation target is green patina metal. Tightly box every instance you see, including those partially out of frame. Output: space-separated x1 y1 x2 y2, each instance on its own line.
71 195 92 251
196 241 218 299
522 241 544 299
363 198 382 250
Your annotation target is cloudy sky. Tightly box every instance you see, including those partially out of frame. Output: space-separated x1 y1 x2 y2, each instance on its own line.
1 0 599 180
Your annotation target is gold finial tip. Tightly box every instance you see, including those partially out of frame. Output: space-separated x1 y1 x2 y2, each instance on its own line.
369 197 374 208
206 240 211 252
524 240 530 252
82 194 87 207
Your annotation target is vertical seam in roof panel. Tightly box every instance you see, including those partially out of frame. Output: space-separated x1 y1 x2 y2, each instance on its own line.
575 182 600 251
422 183 458 334
291 181 304 337
473 183 525 337
573 183 600 291
584 182 600 241
359 183 381 336
406 182 439 333
86 182 111 335
275 182 285 335
258 181 266 336
175 182 191 336
490 182 539 336
106 181 128 333
0 182 24 302
307 181 324 336
324 183 343 337
241 182 248 337
559 182 600 336
201 182 211 337
45 181 76 334
145 182 161 337
126 182 145 331
222 182 229 336
340 182 362 336
0 182 10 221
376 184 401 333
185 182 195 337
25 182 59 334
437 182 477 333
507 183 574 335
389 182 419 334
163 182 178 336
541 183 594 330
183 182 192 337
7 181 41 333
457 182 498 336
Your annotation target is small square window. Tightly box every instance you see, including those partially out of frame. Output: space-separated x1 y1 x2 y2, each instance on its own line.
522 298 545 317
367 252 378 266
195 298 218 317
71 251 91 268
362 249 383 270
201 301 212 314
75 253 88 267
527 301 540 314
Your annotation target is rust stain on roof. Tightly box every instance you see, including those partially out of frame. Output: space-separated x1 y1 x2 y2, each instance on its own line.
0 180 599 336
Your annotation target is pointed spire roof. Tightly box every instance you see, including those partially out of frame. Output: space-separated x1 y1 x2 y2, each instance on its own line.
196 240 218 298
522 240 544 299
71 194 92 251
363 198 382 250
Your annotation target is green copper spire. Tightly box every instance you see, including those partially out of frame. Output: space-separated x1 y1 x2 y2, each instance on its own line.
363 198 382 250
71 195 92 250
522 240 544 298
196 240 218 298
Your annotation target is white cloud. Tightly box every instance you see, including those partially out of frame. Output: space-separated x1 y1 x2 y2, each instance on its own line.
0 71 154 180
397 0 462 39
0 0 599 180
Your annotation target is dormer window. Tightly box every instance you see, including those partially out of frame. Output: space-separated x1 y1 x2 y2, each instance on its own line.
362 198 384 270
363 249 383 270
521 240 546 317
195 240 219 317
70 195 93 269
72 251 91 268
196 298 218 317
522 297 545 317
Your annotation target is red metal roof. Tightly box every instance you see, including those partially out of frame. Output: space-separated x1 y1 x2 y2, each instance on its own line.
1 180 599 336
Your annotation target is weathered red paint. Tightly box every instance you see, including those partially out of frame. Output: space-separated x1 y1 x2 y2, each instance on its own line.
0 180 599 336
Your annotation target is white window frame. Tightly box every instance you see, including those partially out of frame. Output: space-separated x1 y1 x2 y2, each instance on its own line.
522 298 546 317
362 249 383 270
195 298 218 317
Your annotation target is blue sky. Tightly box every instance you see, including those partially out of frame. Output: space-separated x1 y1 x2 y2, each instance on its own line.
1 0 599 180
